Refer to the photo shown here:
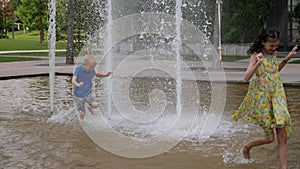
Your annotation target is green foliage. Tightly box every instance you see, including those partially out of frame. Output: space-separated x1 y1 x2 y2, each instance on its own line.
182 0 214 38
12 0 275 46
113 0 214 38
70 0 106 51
16 0 48 31
10 0 21 7
56 0 68 40
222 0 272 43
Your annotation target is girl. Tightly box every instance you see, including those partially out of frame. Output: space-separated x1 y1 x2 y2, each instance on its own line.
232 29 297 169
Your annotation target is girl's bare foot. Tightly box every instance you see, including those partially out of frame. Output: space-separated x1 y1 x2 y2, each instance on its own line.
88 106 97 115
79 112 85 119
243 141 251 159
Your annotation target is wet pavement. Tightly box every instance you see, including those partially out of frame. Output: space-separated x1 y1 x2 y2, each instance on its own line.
0 50 299 85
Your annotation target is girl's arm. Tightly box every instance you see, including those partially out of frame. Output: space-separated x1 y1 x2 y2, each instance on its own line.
244 53 264 82
96 72 112 77
278 45 297 72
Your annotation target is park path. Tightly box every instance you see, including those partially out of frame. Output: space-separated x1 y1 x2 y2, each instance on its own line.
0 50 299 85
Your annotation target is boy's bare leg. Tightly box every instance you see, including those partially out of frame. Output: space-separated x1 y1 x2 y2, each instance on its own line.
88 106 96 115
88 102 99 115
276 128 287 169
243 133 274 159
79 111 85 119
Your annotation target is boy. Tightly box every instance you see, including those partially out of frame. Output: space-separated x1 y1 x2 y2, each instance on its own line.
72 54 112 119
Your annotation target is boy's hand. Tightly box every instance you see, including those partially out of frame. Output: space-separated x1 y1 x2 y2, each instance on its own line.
77 82 84 87
106 72 112 76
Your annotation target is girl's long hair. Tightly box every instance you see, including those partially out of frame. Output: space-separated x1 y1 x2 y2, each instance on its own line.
247 28 280 55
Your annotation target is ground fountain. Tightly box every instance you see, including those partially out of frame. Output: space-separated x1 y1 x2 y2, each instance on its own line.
46 0 243 160
63 0 229 158
48 0 56 114
0 0 299 168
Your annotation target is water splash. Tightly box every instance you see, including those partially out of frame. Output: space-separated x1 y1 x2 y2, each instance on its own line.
175 0 182 114
104 0 113 115
47 107 76 125
48 0 56 114
222 140 254 165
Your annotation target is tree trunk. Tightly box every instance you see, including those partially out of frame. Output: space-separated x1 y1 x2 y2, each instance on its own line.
265 0 288 49
39 0 43 47
4 14 7 38
66 0 75 65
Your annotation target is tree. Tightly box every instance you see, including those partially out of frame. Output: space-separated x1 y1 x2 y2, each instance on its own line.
16 0 48 46
66 0 74 64
182 0 214 39
0 0 14 38
221 0 272 43
66 0 105 64
56 0 68 41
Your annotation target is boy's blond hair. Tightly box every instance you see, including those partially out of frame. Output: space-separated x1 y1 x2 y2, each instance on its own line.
83 54 96 65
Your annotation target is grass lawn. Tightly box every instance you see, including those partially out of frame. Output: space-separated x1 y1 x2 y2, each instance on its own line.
221 55 249 62
183 54 249 62
0 56 45 62
289 59 300 64
1 51 67 57
0 30 66 51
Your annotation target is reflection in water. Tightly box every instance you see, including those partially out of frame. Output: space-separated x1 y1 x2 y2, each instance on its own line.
0 76 299 168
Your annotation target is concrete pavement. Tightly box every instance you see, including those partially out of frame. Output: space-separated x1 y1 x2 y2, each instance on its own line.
0 52 299 86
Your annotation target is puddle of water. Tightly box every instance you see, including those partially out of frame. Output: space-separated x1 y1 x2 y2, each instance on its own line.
0 76 299 168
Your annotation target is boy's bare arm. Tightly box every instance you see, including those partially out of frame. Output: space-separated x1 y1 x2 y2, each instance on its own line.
96 72 112 77
72 76 84 87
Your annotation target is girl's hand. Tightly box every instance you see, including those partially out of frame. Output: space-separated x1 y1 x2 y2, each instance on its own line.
277 45 297 71
282 45 298 63
287 45 298 59
256 52 264 65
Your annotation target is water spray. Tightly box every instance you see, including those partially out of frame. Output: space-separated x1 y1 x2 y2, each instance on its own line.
48 0 56 114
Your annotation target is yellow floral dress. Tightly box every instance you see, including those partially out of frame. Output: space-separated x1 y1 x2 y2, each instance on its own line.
232 55 292 138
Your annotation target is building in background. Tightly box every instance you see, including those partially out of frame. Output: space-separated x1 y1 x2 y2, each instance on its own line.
288 0 300 48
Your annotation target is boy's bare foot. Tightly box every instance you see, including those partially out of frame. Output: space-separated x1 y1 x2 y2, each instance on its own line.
79 112 85 119
243 141 251 159
88 106 97 115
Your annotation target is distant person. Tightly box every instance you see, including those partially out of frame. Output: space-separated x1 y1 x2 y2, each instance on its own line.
72 54 112 119
232 28 297 169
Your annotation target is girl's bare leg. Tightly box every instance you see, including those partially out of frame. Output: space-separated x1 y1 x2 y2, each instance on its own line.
276 127 287 169
243 133 274 159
